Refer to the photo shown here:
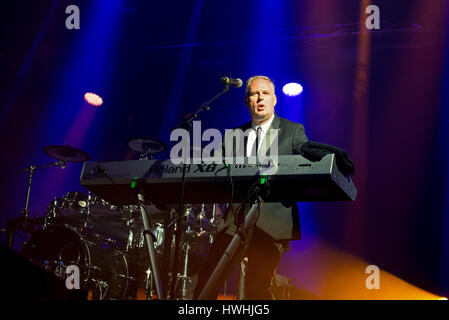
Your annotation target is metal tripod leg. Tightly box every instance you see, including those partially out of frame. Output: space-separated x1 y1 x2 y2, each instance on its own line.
197 195 263 300
137 192 164 300
237 257 248 300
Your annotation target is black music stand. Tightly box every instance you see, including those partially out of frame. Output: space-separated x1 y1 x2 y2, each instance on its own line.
197 177 269 300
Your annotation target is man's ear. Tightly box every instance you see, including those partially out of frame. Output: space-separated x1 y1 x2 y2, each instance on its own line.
274 94 277 107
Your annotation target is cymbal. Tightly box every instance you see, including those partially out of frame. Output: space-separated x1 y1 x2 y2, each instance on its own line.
127 137 166 155
43 145 90 162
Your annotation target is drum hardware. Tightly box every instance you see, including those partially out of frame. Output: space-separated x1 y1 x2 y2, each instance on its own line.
194 204 207 236
91 279 109 300
54 261 67 278
153 203 219 299
210 203 216 224
83 264 102 272
100 198 119 211
18 159 67 220
124 220 165 253
17 143 89 226
22 225 133 300
127 137 167 160
175 274 193 300
84 191 94 227
91 233 119 247
43 145 91 163
174 228 194 300
43 196 61 227
61 191 89 210
14 144 223 300
126 228 135 252
144 267 154 300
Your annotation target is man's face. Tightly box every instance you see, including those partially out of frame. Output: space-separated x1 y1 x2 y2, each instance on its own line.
245 78 277 125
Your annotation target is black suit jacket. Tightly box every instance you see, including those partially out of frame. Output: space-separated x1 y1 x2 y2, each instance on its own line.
219 114 308 241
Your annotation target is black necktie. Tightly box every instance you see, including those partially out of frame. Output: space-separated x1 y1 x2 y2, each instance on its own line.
251 126 262 158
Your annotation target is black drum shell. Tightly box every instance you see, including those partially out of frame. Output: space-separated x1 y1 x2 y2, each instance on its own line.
22 225 132 300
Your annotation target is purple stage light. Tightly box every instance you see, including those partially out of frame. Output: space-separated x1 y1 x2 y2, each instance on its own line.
282 82 303 96
84 92 103 106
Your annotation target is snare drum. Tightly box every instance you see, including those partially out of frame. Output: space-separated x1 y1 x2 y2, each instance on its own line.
22 225 134 300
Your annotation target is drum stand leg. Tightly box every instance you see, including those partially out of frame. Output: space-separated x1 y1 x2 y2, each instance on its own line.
237 257 248 300
137 192 164 300
175 236 193 300
83 191 93 228
145 267 154 300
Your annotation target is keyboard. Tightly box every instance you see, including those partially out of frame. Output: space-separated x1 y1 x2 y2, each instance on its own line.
80 154 357 205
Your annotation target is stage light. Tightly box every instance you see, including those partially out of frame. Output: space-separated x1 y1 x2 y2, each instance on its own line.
282 82 303 96
84 92 103 106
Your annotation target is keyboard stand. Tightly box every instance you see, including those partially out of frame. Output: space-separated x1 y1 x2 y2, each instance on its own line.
137 191 164 299
197 179 268 300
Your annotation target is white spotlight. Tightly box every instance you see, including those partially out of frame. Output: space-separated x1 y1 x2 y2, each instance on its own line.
282 82 303 96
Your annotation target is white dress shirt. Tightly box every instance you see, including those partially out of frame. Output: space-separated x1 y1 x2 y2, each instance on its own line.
246 114 275 157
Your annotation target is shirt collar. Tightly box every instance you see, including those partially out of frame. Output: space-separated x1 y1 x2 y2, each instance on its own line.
251 114 275 133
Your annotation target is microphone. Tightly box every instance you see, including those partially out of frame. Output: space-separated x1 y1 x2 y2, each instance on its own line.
221 77 243 88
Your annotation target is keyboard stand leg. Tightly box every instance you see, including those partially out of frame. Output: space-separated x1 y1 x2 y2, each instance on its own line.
197 194 264 300
137 192 164 300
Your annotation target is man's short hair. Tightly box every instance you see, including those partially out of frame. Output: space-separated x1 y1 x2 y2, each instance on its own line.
245 75 276 102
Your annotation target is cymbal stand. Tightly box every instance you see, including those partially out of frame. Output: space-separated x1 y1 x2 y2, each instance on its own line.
197 204 205 233
83 191 94 228
145 267 155 300
209 203 217 244
6 160 67 249
139 146 154 160
175 226 193 300
43 196 59 228
20 160 66 220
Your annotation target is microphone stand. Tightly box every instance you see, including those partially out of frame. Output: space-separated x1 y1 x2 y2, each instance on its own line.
170 85 230 132
169 83 230 299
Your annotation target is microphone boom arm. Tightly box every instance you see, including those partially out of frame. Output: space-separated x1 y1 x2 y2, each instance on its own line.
171 83 231 132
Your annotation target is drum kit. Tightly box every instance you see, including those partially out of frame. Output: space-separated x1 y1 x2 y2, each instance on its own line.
15 139 224 300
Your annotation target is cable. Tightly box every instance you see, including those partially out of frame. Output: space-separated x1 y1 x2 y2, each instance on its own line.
222 160 237 220
232 176 265 233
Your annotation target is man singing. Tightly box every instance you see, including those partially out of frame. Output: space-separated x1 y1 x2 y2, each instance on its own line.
194 75 309 300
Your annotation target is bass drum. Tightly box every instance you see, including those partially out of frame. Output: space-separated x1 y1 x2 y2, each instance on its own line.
22 225 134 300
